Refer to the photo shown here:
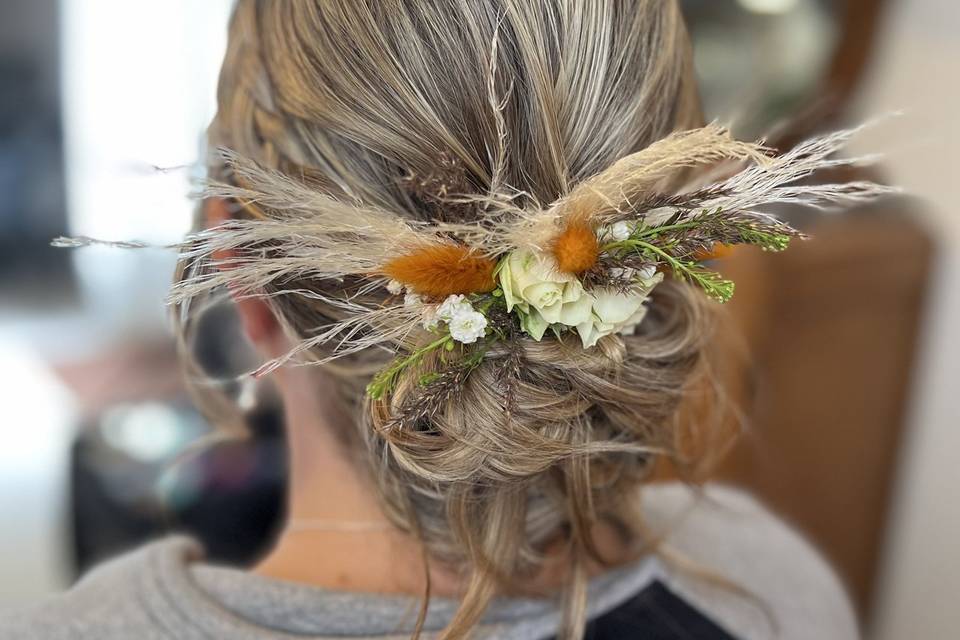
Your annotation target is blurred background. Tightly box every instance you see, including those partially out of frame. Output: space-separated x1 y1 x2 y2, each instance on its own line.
0 1 956 638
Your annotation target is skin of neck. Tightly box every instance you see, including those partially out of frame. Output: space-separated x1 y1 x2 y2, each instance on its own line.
251 339 464 595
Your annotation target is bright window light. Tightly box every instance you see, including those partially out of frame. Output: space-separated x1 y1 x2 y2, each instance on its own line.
738 0 801 15
60 0 234 334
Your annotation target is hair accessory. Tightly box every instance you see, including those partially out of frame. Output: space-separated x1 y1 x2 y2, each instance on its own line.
54 124 896 421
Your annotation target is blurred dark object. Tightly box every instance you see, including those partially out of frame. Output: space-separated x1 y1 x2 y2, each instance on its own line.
71 401 286 574
0 0 71 288
69 300 287 575
164 403 286 566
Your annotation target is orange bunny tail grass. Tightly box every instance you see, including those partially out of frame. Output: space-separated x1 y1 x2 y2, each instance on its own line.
552 222 600 274
382 244 497 297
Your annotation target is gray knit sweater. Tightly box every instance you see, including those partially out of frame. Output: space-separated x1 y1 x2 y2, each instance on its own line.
0 484 859 639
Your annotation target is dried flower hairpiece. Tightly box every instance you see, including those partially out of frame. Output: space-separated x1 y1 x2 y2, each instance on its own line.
54 123 896 424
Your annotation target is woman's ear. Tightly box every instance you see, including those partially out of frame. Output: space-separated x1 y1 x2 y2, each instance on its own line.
204 199 286 356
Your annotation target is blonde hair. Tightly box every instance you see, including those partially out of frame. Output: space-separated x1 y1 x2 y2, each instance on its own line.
189 1 716 637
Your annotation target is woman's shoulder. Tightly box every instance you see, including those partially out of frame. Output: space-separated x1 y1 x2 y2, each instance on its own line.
0 537 198 640
641 482 860 640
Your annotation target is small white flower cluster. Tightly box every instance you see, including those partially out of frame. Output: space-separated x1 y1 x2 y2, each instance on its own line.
386 279 405 295
389 280 488 345
435 295 488 344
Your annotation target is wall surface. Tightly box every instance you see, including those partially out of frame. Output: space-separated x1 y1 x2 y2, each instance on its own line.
850 1 960 638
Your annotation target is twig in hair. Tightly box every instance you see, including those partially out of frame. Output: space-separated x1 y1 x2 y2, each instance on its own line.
496 338 526 429
598 205 805 302
385 342 490 431
367 334 454 401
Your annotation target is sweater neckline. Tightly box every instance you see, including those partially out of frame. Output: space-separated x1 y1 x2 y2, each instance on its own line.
136 536 663 639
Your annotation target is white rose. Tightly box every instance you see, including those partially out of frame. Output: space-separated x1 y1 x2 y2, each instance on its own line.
618 302 652 336
499 249 590 340
448 309 487 344
386 279 404 295
520 308 549 340
576 273 664 347
575 288 638 348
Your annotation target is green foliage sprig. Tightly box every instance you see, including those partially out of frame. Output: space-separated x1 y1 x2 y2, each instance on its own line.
386 340 493 429
366 292 507 402
366 333 454 400
601 207 801 303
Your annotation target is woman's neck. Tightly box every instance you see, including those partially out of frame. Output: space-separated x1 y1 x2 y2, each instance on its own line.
253 366 465 596
252 365 631 597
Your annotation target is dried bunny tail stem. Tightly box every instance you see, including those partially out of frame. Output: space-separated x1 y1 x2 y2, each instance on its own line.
51 236 176 250
760 181 902 210
178 217 423 273
167 256 339 305
485 16 513 203
501 123 770 250
500 124 770 251
167 238 386 305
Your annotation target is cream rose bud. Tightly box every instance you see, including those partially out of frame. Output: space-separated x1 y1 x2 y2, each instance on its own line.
499 249 591 339
606 221 632 242
499 247 663 346
520 308 549 341
500 249 571 312
448 309 487 344
555 293 594 327
576 272 665 347
386 279 404 295
636 266 659 282
592 288 646 325
574 288 643 348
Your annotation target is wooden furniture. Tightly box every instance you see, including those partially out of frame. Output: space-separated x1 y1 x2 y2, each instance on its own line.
715 204 933 618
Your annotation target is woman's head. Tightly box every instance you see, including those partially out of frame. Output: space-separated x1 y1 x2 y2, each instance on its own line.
196 0 712 637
